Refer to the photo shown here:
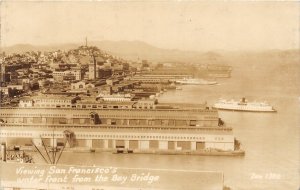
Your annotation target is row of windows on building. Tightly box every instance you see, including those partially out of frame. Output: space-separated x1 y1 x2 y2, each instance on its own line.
0 113 208 120
72 134 209 141
0 132 225 141
35 99 72 103
25 105 218 114
0 132 31 136
3 108 218 117
34 104 72 108
53 71 80 76
0 113 65 117
1 117 215 123
1 123 232 133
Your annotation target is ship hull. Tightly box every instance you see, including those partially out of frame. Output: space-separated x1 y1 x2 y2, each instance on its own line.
176 79 217 85
177 82 217 85
213 106 276 112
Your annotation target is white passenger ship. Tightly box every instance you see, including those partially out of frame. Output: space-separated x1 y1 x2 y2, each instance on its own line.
213 98 276 112
176 78 217 85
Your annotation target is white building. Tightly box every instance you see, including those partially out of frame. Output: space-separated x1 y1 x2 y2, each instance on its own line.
53 70 82 81
19 95 78 108
70 81 95 92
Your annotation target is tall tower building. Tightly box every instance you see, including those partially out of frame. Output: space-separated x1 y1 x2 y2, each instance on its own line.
88 56 96 80
0 64 6 82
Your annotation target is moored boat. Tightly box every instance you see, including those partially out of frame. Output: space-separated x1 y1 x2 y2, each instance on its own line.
176 78 217 85
213 97 276 112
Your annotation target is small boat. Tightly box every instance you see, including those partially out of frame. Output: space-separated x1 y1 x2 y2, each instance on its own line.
5 149 33 163
113 146 133 154
176 78 217 85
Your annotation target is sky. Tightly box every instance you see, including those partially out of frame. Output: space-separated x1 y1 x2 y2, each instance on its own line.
0 1 299 51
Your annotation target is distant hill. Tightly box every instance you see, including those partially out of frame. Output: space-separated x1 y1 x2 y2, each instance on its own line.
89 40 230 64
1 41 299 94
1 40 226 63
89 40 200 62
1 41 299 66
0 43 79 54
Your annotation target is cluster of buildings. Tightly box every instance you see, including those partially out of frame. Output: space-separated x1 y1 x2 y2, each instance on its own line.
0 45 232 106
0 46 135 104
0 43 238 190
0 45 240 157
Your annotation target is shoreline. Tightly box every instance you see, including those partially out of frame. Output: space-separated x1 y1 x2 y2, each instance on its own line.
22 147 245 157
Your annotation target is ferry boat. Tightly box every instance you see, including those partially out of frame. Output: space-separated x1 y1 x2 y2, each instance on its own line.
213 98 276 112
176 78 217 85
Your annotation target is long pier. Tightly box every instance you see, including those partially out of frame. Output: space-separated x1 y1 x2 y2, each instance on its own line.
0 122 242 156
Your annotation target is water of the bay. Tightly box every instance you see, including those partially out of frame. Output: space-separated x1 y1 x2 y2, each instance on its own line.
41 63 299 190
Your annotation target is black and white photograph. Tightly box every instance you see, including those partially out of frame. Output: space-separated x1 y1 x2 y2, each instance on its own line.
0 1 299 190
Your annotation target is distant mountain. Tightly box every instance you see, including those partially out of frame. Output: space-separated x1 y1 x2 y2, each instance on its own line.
1 40 226 63
0 43 79 54
1 41 299 66
89 40 207 63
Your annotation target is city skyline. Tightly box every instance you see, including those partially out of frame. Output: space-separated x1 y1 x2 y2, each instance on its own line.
0 1 299 51
0 2 299 189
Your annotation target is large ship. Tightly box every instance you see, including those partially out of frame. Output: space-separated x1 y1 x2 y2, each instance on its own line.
176 78 217 85
213 98 276 112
